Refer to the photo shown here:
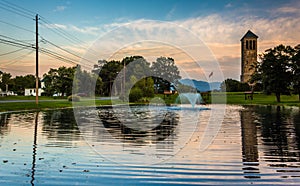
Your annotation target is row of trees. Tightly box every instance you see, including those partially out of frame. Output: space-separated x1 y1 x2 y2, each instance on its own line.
42 65 103 97
220 79 251 92
1 56 181 100
93 56 181 100
0 71 36 95
251 44 300 102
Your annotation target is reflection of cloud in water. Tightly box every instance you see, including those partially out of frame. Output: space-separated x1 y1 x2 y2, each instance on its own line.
98 106 179 146
75 105 203 165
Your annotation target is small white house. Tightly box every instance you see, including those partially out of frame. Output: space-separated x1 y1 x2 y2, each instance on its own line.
24 80 45 96
24 88 44 96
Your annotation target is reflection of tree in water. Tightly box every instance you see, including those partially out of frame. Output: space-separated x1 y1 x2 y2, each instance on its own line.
98 106 179 146
0 113 11 135
42 109 80 144
255 106 300 163
292 109 300 153
241 105 300 178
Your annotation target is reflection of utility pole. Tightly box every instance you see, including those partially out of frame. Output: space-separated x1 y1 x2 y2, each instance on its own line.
35 14 39 105
31 112 39 185
123 61 125 101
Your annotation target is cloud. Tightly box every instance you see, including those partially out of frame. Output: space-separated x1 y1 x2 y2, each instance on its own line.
54 5 67 12
42 23 67 30
69 25 101 36
277 6 299 13
16 4 300 81
225 3 233 8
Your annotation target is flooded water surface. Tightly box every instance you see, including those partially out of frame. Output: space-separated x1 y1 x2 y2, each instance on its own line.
0 105 300 185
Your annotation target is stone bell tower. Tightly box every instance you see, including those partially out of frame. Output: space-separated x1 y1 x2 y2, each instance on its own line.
240 30 258 83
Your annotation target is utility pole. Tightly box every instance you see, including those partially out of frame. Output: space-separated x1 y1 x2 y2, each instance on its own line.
35 14 39 105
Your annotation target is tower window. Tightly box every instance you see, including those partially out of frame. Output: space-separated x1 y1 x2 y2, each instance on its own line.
253 40 256 50
246 40 249 49
249 40 253 50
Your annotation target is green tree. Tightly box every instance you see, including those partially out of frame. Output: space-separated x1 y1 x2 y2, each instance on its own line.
220 78 250 92
292 44 300 100
0 72 12 92
43 66 76 96
151 57 181 93
251 45 293 102
74 66 100 96
11 75 36 95
98 60 122 96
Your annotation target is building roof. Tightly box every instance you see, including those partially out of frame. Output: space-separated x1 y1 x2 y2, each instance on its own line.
240 30 258 41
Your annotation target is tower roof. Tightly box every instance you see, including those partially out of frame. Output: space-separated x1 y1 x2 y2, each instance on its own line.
241 30 258 41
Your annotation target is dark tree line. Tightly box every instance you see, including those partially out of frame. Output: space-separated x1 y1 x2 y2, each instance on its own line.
93 56 181 98
220 79 251 92
1 55 181 100
0 71 36 95
43 65 102 97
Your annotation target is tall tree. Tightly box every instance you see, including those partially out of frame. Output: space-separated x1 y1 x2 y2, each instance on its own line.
43 66 76 96
98 60 122 96
151 57 181 93
251 45 293 102
292 44 300 100
74 65 102 96
0 72 12 92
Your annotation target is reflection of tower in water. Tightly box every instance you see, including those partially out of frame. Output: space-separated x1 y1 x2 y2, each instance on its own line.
240 109 261 179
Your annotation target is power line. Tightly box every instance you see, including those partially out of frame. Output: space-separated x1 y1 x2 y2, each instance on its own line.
0 34 34 45
0 4 33 20
40 36 96 65
0 47 27 56
0 19 35 34
0 66 33 74
0 34 91 68
0 38 34 49
0 2 97 70
39 17 100 58
1 0 36 15
39 48 92 69
0 49 34 67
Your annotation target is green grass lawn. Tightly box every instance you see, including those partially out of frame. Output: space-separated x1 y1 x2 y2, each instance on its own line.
0 96 60 100
210 92 300 106
0 96 114 112
0 93 299 112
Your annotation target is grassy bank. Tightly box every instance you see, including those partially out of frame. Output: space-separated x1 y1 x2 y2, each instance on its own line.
0 97 113 112
152 92 300 107
209 92 300 107
0 93 299 112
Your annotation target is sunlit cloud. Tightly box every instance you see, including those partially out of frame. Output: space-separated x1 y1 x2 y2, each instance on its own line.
4 3 300 81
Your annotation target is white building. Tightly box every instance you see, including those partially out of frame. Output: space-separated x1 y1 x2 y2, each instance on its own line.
24 80 45 96
24 88 44 96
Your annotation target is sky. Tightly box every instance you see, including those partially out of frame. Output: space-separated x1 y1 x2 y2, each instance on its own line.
0 0 300 81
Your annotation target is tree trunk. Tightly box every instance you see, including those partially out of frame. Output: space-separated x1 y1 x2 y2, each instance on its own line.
275 92 281 102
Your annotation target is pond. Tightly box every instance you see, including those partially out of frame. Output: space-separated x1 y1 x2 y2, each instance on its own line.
0 105 300 185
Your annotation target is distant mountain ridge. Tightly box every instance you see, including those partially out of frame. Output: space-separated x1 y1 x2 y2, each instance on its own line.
179 79 221 92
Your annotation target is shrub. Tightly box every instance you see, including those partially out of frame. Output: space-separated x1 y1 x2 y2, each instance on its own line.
129 87 143 102
68 95 80 102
